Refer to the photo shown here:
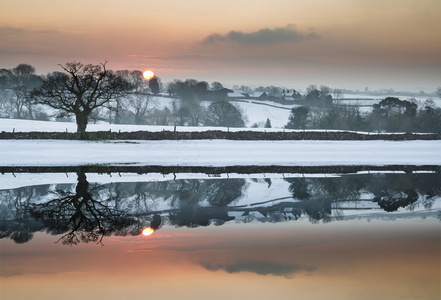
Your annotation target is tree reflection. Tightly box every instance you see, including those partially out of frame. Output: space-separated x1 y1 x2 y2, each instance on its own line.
1 172 439 245
164 178 245 227
0 185 48 243
27 172 142 245
204 179 246 206
285 173 441 222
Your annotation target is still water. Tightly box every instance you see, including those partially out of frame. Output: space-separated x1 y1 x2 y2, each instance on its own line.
1 171 440 299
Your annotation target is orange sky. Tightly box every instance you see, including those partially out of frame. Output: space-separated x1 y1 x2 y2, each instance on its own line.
2 219 439 299
1 0 440 91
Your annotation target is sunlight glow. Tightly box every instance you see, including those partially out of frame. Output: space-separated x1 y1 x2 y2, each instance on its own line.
143 70 155 80
142 227 154 236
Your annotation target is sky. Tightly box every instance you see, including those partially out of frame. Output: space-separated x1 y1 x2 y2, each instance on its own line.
1 0 440 92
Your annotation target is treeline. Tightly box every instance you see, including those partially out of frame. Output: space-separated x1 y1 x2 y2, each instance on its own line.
286 97 441 133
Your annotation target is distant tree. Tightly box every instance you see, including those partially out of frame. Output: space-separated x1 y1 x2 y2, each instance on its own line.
285 106 310 129
174 102 205 126
306 89 321 101
149 106 172 125
319 85 331 97
254 85 283 98
0 64 42 119
171 79 208 102
166 81 178 97
305 88 332 107
32 62 131 137
415 101 441 132
264 118 272 128
211 81 224 90
195 81 209 95
205 101 246 127
114 70 147 124
239 85 253 94
149 76 160 94
0 69 14 116
376 97 417 118
306 84 317 94
268 86 283 98
166 79 209 126
314 105 367 130
436 86 441 98
115 70 157 125
371 97 417 132
332 88 343 99
129 93 157 125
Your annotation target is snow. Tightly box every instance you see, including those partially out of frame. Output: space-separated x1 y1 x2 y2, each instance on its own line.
234 100 295 126
0 117 299 133
0 172 341 190
0 139 439 167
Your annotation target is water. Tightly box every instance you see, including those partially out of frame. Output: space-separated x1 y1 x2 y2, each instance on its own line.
1 171 440 299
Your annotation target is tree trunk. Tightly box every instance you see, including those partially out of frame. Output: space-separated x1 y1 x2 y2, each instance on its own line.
135 114 143 125
75 112 89 139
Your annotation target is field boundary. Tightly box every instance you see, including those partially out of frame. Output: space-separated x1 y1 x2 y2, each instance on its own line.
1 165 440 175
1 130 440 140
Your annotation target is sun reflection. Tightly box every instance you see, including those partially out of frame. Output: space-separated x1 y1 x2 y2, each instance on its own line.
142 227 155 236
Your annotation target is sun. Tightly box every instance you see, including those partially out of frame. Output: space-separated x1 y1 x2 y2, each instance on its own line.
142 227 154 236
143 70 155 80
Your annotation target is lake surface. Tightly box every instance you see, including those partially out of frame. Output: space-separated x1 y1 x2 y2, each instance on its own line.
1 171 440 299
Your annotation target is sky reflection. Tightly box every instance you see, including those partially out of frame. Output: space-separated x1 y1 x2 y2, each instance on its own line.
2 218 439 299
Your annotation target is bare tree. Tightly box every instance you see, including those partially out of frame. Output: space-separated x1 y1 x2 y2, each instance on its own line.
12 64 42 119
127 93 157 125
306 84 317 94
114 70 153 124
32 62 130 137
319 85 331 97
332 88 343 99
0 64 41 119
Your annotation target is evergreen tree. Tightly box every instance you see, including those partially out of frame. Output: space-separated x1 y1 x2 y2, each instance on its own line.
264 118 272 128
149 76 160 94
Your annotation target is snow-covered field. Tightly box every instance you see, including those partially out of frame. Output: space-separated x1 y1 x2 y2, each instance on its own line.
1 117 440 168
0 139 439 167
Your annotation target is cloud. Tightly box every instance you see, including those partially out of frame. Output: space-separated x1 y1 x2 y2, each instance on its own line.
201 24 319 45
199 261 316 278
0 26 25 35
128 54 223 62
0 26 73 37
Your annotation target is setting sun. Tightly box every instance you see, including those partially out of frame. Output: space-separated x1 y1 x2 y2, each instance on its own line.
142 227 155 236
143 70 155 80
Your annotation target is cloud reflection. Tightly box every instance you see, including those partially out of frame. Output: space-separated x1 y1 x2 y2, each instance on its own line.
199 261 316 278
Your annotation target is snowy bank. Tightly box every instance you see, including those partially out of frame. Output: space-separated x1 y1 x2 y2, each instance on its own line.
0 140 439 167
